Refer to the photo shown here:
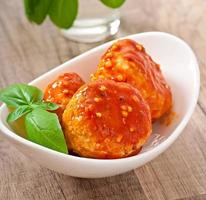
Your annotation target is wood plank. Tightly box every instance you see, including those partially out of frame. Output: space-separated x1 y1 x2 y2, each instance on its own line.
176 194 206 200
135 106 206 200
0 141 67 200
54 172 147 200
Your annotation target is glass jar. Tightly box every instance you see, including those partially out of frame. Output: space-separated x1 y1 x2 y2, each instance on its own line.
61 0 120 43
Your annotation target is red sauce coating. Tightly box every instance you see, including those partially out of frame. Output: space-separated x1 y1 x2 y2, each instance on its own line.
92 39 172 121
44 73 85 120
62 80 152 159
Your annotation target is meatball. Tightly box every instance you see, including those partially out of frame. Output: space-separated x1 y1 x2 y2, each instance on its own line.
44 73 85 120
62 80 151 159
91 39 172 121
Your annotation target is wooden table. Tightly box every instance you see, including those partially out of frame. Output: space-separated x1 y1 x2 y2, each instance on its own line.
0 0 206 199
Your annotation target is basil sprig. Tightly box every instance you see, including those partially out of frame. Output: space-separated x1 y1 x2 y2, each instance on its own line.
23 0 125 29
0 83 67 154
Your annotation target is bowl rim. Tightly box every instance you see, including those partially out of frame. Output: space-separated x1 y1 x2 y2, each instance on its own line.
0 31 200 164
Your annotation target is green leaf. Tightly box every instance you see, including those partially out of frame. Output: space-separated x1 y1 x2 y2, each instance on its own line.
7 105 32 123
24 0 51 24
100 0 125 8
0 84 43 108
48 0 78 29
31 102 59 111
25 109 68 154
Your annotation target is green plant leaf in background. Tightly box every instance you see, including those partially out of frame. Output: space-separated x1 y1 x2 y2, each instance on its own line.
0 84 43 108
25 109 68 154
100 0 125 8
24 0 51 24
23 0 125 28
7 105 32 123
48 0 78 29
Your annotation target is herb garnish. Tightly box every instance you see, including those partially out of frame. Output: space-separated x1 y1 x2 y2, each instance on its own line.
0 83 68 154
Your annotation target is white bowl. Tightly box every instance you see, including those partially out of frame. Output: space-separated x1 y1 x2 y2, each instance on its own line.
0 32 200 178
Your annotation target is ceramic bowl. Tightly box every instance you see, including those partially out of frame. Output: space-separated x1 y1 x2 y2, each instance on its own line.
0 32 200 178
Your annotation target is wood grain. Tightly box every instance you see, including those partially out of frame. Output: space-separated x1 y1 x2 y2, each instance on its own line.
0 0 206 199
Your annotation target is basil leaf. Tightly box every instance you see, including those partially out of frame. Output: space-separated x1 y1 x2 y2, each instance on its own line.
31 102 59 111
48 0 78 29
24 0 51 24
7 105 32 123
100 0 125 8
25 109 67 154
0 84 43 108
